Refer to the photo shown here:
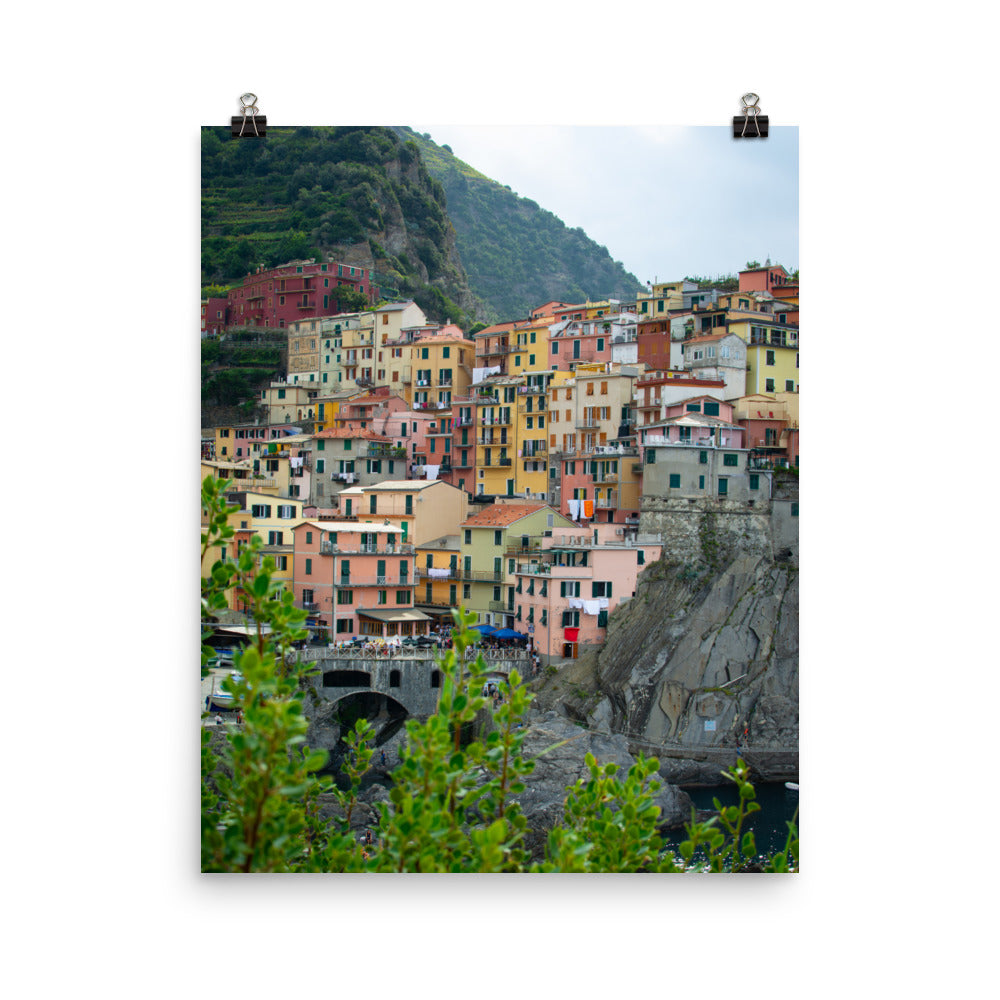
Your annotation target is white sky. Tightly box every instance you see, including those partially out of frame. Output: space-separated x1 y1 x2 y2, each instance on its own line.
415 124 798 286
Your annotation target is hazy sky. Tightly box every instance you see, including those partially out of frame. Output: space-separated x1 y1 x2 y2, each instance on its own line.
416 125 798 287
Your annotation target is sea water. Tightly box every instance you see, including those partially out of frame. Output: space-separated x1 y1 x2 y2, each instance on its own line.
664 781 800 867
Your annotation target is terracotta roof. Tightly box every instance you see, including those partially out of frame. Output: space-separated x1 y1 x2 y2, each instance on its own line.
313 428 391 441
460 503 549 528
685 332 735 344
476 322 517 337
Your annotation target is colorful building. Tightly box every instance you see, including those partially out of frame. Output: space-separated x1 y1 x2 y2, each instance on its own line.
291 520 428 640
546 363 642 523
414 534 462 626
226 259 374 331
409 326 474 412
458 502 574 628
337 479 468 547
514 522 662 662
680 332 747 399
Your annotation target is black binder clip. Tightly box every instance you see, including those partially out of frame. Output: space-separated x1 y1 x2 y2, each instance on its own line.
231 93 266 138
733 93 768 138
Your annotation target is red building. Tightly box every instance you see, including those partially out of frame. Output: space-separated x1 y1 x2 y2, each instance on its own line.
201 297 228 336
738 263 792 293
226 259 375 330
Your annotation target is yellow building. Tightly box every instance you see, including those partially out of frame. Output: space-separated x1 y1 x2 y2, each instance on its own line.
508 317 551 376
200 488 304 609
728 320 800 396
409 326 474 412
415 534 461 621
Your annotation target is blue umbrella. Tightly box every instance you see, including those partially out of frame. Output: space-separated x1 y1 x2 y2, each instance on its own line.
471 624 497 635
491 628 523 640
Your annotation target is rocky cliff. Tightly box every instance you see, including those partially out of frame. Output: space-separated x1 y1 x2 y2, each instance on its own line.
530 547 798 786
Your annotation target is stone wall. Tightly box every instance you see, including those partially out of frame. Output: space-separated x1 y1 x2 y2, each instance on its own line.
639 496 774 563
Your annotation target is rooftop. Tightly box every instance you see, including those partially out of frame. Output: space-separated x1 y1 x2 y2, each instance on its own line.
460 502 549 529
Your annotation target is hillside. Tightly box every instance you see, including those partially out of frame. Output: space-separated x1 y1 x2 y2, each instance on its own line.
394 128 646 322
201 126 481 327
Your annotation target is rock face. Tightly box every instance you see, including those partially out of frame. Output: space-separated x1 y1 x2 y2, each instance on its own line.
513 712 694 859
582 550 798 782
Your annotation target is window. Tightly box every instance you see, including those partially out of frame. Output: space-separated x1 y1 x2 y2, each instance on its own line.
791 502 799 517
718 478 728 496
305 558 312 575
396 591 411 604
315 458 325 473
785 380 795 391
669 474 681 488
698 475 705 489
337 591 353 605
699 450 708 465
766 350 775 366
304 530 312 543
723 454 738 467
494 530 502 547
765 378 775 392
645 449 655 464
749 474 759 490
703 401 720 417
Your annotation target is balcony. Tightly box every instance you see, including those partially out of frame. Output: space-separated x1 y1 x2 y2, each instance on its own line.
498 457 513 466
595 493 619 509
473 394 500 406
594 472 618 484
457 569 504 583
320 542 415 555
489 601 511 613
575 420 602 430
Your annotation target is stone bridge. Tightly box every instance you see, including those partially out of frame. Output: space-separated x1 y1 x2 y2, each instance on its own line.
295 646 530 719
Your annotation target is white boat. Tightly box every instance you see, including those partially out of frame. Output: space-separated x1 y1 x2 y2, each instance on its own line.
209 672 242 710
784 781 799 791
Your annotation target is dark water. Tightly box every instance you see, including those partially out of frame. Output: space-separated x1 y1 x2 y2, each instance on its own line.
664 782 799 864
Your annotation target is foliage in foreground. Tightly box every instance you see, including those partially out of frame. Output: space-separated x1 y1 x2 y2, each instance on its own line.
201 477 798 873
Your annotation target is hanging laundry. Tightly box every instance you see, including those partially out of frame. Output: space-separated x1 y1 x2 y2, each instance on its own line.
583 499 594 518
582 600 601 616
424 464 440 480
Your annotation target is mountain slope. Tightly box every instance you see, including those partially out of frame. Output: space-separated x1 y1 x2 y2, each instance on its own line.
201 126 481 326
395 128 646 322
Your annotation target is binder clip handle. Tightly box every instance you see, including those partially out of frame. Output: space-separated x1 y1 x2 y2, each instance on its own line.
232 93 266 138
733 92 768 139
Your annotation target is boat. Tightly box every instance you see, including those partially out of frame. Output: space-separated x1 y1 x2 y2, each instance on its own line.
209 671 243 710
784 781 799 791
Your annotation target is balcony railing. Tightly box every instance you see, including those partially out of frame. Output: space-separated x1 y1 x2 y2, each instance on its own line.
456 569 504 583
320 542 414 555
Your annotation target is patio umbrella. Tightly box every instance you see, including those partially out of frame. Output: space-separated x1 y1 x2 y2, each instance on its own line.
471 624 497 635
491 628 523 640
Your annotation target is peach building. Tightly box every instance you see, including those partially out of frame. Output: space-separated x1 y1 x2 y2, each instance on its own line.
291 519 430 640
513 522 662 663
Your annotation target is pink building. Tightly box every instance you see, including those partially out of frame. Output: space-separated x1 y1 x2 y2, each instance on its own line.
514 523 662 663
292 519 430 640
548 318 614 371
638 396 745 459
226 260 374 330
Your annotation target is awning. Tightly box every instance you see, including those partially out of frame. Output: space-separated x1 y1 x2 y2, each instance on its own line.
356 608 432 624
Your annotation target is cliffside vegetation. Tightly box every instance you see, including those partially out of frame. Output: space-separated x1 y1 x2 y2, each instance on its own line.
395 128 646 322
201 126 477 327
